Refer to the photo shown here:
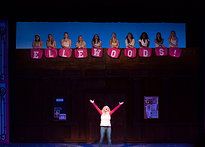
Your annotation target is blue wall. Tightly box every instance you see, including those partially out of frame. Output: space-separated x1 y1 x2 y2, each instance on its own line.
16 22 186 49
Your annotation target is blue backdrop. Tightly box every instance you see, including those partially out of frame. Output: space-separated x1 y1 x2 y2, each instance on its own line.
16 22 186 49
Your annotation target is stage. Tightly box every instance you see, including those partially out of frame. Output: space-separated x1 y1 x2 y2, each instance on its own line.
0 143 194 147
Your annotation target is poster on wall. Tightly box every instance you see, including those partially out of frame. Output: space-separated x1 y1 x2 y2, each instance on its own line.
53 98 67 121
144 96 159 119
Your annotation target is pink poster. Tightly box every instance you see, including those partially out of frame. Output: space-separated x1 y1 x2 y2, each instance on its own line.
30 48 43 59
91 48 103 57
124 48 137 58
169 47 182 57
74 48 88 58
138 47 152 57
107 48 121 58
59 48 72 58
155 47 168 56
45 48 58 58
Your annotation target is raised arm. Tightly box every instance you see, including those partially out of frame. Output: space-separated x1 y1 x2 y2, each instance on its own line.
110 101 124 115
89 99 102 115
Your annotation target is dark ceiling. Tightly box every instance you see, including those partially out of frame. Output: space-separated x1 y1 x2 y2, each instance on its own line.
0 0 203 22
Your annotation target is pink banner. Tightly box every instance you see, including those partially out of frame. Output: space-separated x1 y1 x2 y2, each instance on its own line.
91 48 103 57
107 48 121 58
124 48 137 58
29 48 183 59
74 48 88 58
59 48 72 58
155 47 168 56
169 47 182 57
30 48 43 59
139 47 152 57
45 48 58 58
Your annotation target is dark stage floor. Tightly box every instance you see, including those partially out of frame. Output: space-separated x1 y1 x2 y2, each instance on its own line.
0 143 195 147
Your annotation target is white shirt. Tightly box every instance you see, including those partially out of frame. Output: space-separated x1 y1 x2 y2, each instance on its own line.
62 40 71 48
125 39 135 48
139 39 149 47
100 113 111 126
93 41 102 48
169 38 178 47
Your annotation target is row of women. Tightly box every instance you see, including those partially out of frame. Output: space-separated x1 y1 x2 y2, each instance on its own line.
32 31 178 49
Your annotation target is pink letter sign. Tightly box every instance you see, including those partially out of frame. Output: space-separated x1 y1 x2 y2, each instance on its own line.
139 47 152 57
74 48 88 58
45 48 58 58
91 48 103 57
169 47 182 57
31 48 43 59
107 48 121 58
59 48 72 58
155 47 168 56
124 48 137 58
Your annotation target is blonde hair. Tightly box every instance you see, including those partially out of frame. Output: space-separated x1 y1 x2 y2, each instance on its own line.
102 106 110 113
